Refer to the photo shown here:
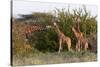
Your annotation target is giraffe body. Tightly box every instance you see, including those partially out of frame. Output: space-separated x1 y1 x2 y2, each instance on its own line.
22 23 51 39
72 27 88 51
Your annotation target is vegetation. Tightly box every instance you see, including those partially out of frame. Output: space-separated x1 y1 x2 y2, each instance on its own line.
13 51 97 65
12 6 97 65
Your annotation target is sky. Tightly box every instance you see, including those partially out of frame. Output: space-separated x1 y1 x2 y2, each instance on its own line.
13 0 98 18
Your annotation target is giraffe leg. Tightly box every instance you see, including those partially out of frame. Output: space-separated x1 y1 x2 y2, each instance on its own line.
58 39 62 53
76 40 80 52
76 43 78 51
78 40 81 52
84 42 88 51
67 39 71 51
76 41 78 51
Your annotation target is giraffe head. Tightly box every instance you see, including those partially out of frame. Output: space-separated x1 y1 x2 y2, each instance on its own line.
53 22 57 26
53 22 59 30
74 15 81 23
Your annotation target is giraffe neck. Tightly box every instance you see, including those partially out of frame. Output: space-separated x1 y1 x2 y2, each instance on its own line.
54 24 61 35
54 24 69 41
72 27 80 38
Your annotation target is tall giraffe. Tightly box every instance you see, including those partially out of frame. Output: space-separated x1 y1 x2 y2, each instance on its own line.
72 27 88 51
53 22 71 53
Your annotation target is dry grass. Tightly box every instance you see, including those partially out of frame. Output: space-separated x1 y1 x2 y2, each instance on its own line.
12 51 97 66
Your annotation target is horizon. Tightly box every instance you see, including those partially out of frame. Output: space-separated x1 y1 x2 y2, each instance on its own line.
13 0 98 18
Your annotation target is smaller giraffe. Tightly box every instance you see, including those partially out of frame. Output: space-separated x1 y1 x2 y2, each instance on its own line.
72 27 88 51
53 22 71 53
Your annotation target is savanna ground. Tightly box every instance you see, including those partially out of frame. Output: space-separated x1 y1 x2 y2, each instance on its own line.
12 7 97 66
13 51 97 66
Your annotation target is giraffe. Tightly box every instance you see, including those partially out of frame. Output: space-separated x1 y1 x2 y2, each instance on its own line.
22 23 51 39
53 22 71 53
72 27 88 51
